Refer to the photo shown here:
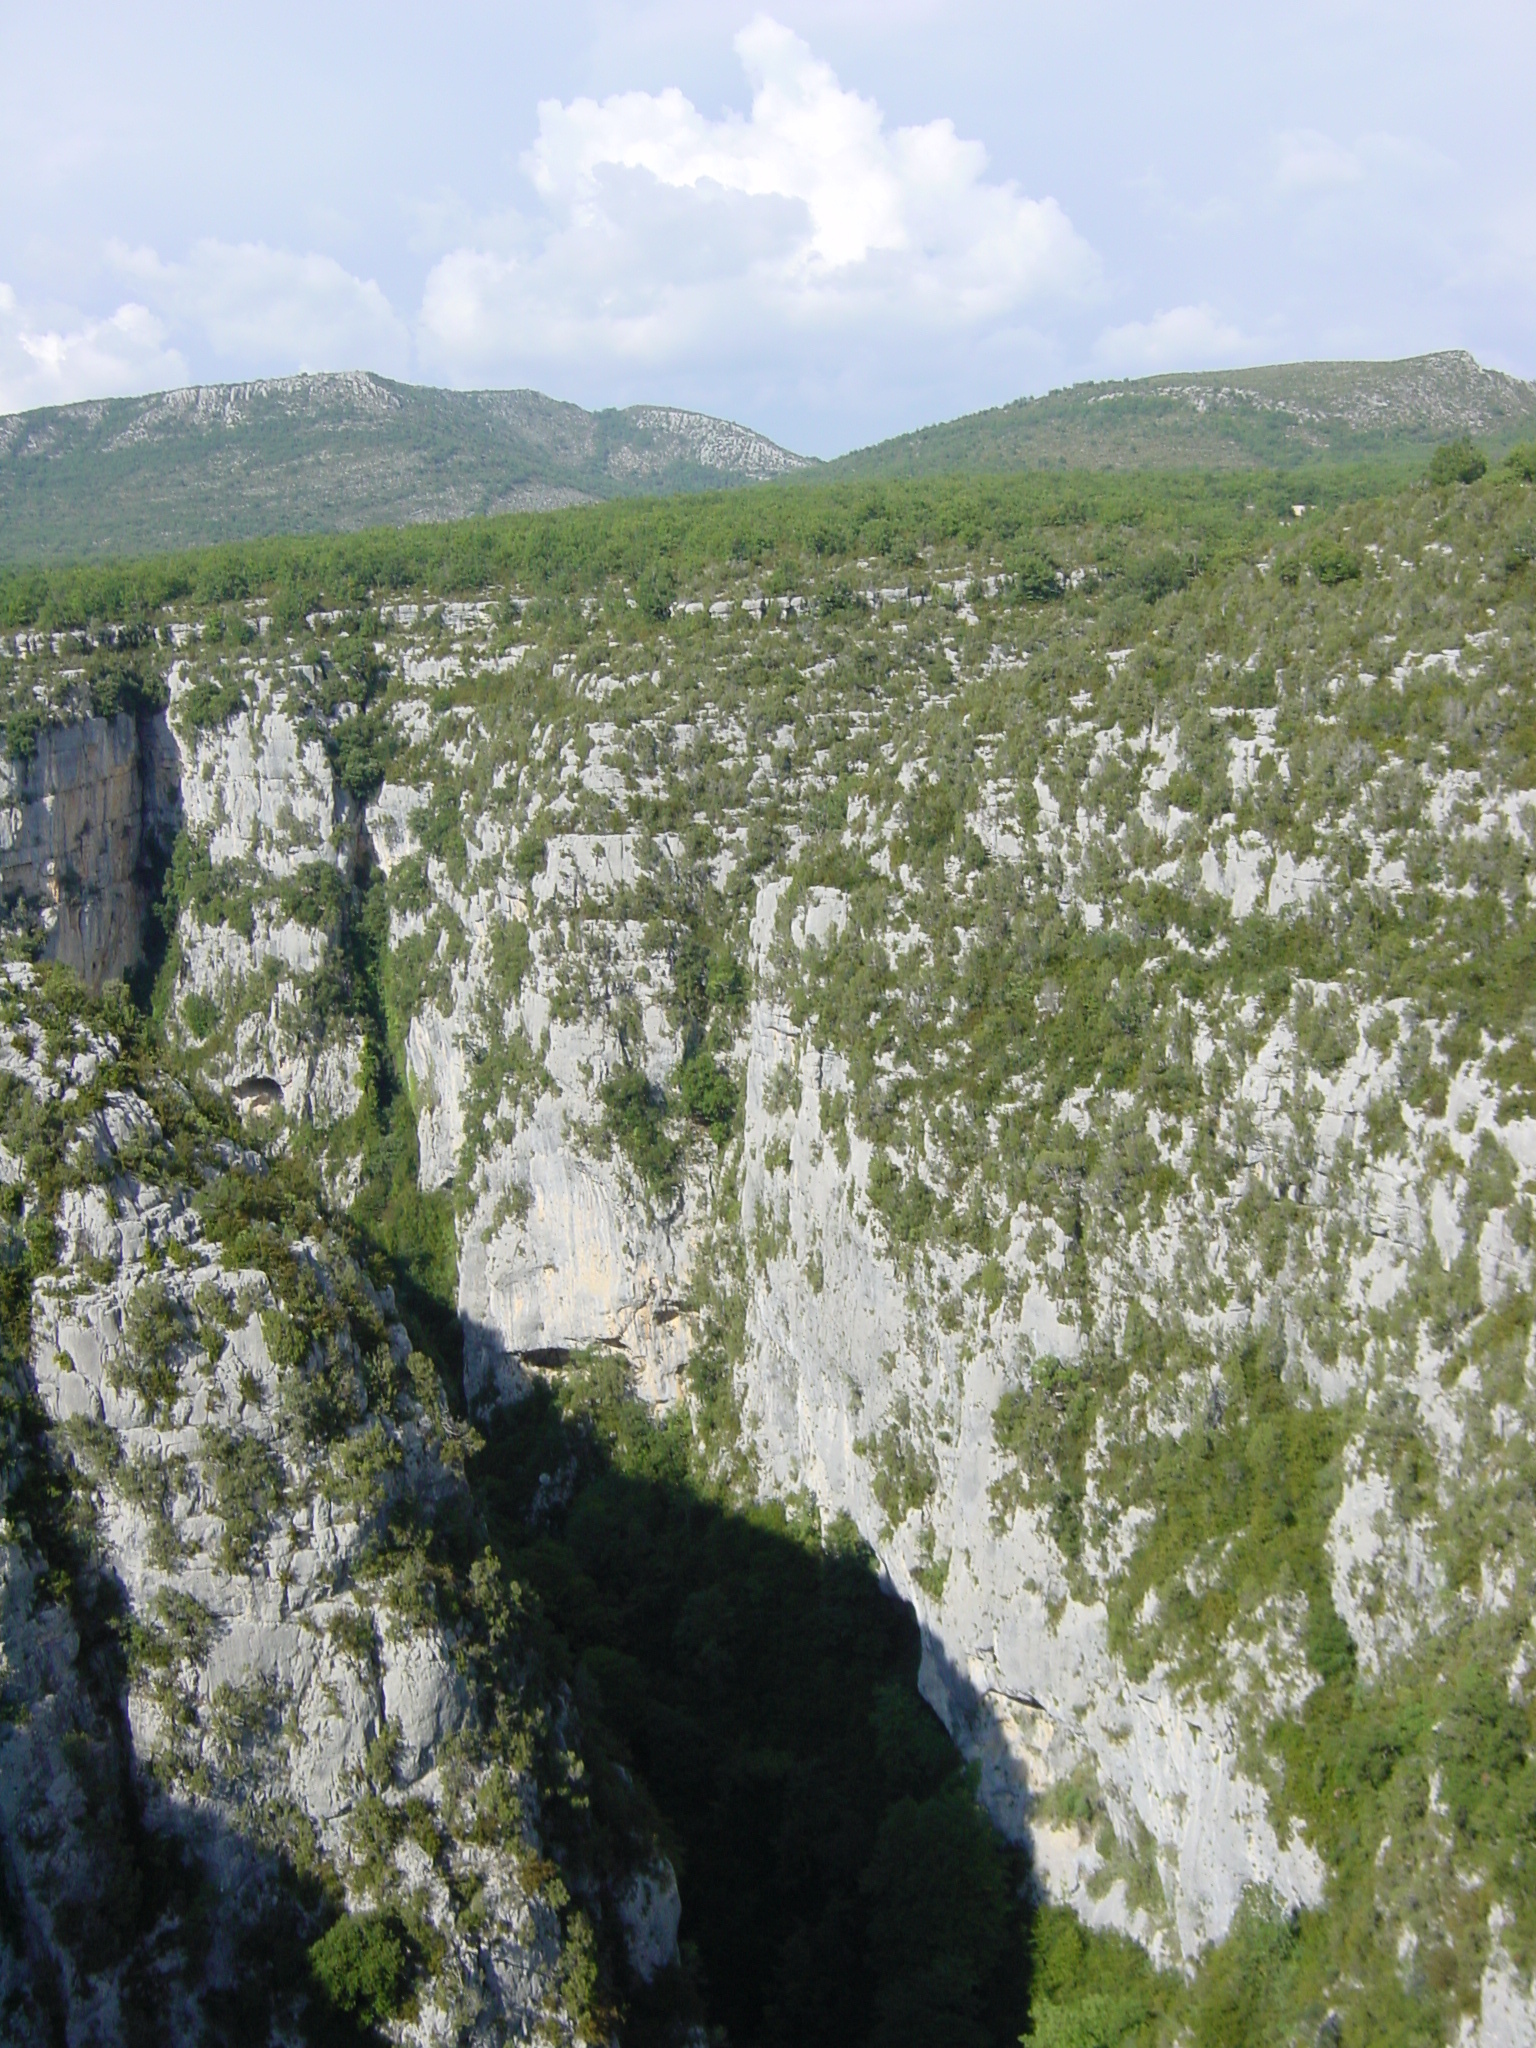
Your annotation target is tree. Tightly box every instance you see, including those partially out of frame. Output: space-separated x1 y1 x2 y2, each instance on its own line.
1429 437 1486 486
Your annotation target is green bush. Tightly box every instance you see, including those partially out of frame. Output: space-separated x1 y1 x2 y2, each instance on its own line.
1428 437 1487 486
113 1280 188 1421
6 705 41 762
328 706 398 804
309 1911 414 2030
200 1425 284 1570
513 824 548 884
181 991 219 1040
1013 550 1062 602
1307 539 1362 586
856 1395 938 1533
678 1050 738 1141
86 649 168 720
177 671 247 731
991 1359 1095 1559
600 1065 679 1195
1132 550 1193 602
636 565 676 620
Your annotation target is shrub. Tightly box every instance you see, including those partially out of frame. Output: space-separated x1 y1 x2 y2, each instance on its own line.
177 672 247 731
328 706 398 804
113 1280 188 1421
600 1065 679 1195
309 1911 414 2031
6 706 41 762
678 1051 738 1141
86 651 168 720
636 566 676 620
868 1152 935 1245
1133 549 1193 602
1505 442 1536 481
991 1359 1095 1558
200 1425 284 1569
181 991 219 1040
1429 437 1487 486
855 1395 937 1532
1014 549 1061 602
1307 539 1362 586
513 825 548 884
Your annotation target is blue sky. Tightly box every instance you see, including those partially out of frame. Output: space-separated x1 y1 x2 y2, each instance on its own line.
3 1 1532 454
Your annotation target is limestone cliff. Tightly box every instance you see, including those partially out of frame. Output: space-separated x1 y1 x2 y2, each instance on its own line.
0 708 179 987
0 962 612 2043
2 450 1534 2046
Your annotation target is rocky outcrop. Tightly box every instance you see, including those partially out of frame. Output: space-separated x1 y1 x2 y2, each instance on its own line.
735 972 1329 1962
0 961 595 2044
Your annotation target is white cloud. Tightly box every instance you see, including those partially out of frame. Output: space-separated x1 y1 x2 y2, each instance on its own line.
112 239 409 374
0 240 411 417
418 14 1097 389
1092 303 1251 376
0 292 187 414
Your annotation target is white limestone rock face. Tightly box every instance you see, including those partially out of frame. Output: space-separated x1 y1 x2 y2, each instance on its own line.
616 1856 683 1984
162 671 368 1163
0 964 587 2046
173 680 351 879
733 985 1325 1963
1460 1945 1536 2048
390 820 711 1411
14 529 1530 2040
725 887 1536 1970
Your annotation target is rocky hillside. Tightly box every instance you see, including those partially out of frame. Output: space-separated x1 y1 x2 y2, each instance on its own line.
829 350 1536 478
0 963 662 2041
1 445 1535 2045
0 373 808 564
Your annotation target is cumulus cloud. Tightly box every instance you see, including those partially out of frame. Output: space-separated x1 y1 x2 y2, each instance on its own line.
1092 303 1251 376
111 239 410 374
0 240 411 417
0 292 187 414
418 14 1097 392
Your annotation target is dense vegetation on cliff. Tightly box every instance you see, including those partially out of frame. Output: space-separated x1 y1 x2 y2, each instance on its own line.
1 436 1534 2046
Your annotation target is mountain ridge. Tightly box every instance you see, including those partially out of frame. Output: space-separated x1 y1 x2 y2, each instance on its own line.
0 369 808 562
3 350 1533 567
827 347 1536 478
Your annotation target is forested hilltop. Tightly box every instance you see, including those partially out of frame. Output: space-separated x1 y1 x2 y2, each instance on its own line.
0 443 1534 2048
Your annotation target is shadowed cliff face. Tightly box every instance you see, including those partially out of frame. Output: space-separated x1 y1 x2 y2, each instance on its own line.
0 709 180 989
464 1353 1035 2048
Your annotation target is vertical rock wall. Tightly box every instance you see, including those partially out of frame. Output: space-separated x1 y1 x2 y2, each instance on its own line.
0 711 180 989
